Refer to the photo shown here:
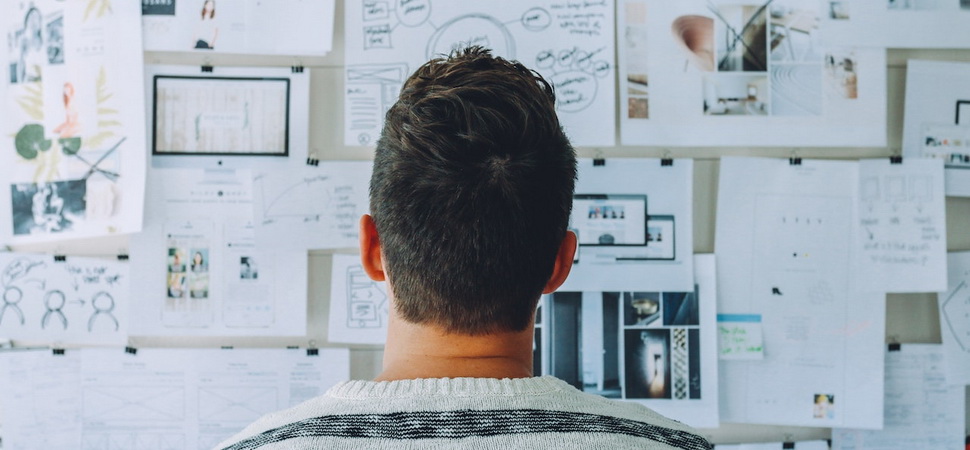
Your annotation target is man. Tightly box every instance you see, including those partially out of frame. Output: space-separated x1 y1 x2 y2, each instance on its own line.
217 47 711 450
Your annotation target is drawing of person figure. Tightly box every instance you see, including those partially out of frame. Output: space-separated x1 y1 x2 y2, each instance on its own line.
14 6 44 83
52 82 79 137
193 0 218 50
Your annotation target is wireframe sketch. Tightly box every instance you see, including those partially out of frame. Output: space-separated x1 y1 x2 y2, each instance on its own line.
0 253 127 344
346 264 387 329
198 387 279 422
941 280 970 352
346 0 616 146
83 386 186 422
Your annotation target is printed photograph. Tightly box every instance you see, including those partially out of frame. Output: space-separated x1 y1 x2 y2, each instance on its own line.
10 179 86 236
166 247 187 299
713 4 768 72
825 51 858 100
771 63 822 116
768 2 820 63
703 74 769 115
624 328 671 399
813 393 835 419
188 248 209 299
663 290 699 326
623 292 661 327
548 292 621 398
240 256 258 280
671 14 714 72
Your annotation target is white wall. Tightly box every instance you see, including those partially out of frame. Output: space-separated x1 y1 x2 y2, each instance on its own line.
8 0 970 444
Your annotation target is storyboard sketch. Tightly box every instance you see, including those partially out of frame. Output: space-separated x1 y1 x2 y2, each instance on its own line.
328 254 389 345
544 255 719 428
344 0 616 147
0 253 127 345
856 158 947 293
253 161 372 251
560 158 693 293
939 252 970 386
142 0 335 56
716 157 885 429
129 168 308 336
0 347 350 450
145 64 311 171
617 0 886 147
831 344 966 450
820 0 970 48
0 0 147 244
902 60 970 197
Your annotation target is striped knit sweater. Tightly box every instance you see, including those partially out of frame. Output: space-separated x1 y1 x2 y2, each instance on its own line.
215 376 712 450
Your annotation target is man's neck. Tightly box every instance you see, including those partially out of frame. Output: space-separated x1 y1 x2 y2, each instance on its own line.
375 314 535 382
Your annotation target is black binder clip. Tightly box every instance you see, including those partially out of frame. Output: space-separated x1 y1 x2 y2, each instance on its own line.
221 345 234 350
291 66 305 73
660 151 673 167
52 348 65 355
890 155 903 164
201 65 214 73
307 348 319 356
782 442 795 449
888 342 901 352
592 158 605 166
788 157 802 166
53 254 67 262
125 346 138 355
117 254 129 261
306 157 320 166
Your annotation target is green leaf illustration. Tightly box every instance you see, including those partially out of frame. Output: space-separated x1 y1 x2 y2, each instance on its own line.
59 137 82 155
15 124 51 160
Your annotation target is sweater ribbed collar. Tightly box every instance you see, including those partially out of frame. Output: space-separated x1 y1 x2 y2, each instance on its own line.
327 375 572 399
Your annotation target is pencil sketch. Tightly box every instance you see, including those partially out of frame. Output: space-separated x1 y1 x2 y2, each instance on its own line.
346 264 387 329
941 280 970 352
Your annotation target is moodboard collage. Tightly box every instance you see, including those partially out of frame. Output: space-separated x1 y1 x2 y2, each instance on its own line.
0 0 968 449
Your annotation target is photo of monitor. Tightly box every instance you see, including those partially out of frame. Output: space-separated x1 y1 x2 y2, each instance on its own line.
570 194 648 246
152 75 290 157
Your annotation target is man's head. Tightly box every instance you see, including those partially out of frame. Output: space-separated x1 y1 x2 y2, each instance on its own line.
364 46 576 335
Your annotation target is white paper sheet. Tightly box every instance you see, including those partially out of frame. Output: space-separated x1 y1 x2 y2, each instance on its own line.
856 158 947 292
0 349 81 450
560 158 693 292
0 347 349 450
253 162 372 251
939 251 970 386
328 254 389 345
716 157 885 429
145 64 311 172
901 60 970 197
715 441 829 450
344 0 616 147
545 254 719 428
832 344 966 450
617 0 886 147
129 168 307 336
0 253 127 345
142 0 335 56
0 0 147 244
821 0 970 48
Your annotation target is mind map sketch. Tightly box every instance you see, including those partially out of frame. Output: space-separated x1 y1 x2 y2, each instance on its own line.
0 252 127 345
345 0 616 147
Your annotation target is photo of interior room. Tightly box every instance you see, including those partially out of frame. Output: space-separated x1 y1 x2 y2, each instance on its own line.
703 74 769 115
768 2 820 63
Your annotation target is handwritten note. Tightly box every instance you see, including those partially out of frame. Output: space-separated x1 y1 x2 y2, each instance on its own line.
857 159 947 292
717 314 764 360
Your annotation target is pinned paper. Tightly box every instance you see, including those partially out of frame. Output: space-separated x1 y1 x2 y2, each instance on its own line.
717 314 764 360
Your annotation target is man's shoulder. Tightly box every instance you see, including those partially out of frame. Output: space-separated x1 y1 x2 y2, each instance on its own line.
214 377 712 450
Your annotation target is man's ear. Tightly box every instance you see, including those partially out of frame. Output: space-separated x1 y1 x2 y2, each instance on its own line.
542 230 576 294
359 214 386 282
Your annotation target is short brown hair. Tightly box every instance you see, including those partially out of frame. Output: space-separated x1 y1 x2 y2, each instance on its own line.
370 46 576 335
